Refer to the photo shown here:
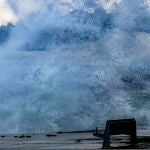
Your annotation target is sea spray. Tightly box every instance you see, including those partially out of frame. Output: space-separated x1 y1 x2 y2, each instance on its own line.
0 0 149 133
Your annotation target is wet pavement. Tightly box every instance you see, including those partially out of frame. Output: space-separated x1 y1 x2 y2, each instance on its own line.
0 129 149 150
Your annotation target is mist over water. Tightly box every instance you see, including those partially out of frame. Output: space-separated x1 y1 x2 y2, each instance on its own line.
0 0 150 133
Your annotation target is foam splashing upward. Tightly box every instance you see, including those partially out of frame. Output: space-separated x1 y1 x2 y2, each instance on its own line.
0 0 150 133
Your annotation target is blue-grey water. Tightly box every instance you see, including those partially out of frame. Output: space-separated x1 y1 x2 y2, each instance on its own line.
0 0 150 133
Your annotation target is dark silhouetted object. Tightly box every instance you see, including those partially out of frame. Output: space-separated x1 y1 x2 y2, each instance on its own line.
103 118 137 148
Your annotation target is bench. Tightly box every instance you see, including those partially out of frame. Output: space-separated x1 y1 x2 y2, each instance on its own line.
93 118 137 148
